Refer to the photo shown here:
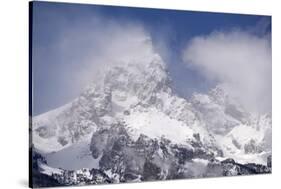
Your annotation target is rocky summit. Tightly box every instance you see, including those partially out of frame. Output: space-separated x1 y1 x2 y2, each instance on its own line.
31 38 272 187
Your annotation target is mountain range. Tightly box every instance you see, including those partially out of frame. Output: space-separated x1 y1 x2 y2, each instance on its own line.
30 38 272 187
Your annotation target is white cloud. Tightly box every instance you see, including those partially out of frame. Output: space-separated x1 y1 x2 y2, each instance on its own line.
52 16 156 98
183 30 271 113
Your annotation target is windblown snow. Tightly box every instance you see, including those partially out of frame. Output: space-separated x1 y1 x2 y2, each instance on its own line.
32 36 271 174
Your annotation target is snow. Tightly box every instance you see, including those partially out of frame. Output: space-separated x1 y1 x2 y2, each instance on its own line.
191 92 241 135
44 136 101 170
190 87 271 165
192 158 209 165
184 158 209 177
124 107 195 144
38 161 63 176
32 103 74 153
31 44 271 177
111 90 139 115
33 133 70 153
32 102 72 129
104 169 120 182
220 148 269 165
228 124 263 144
215 123 270 165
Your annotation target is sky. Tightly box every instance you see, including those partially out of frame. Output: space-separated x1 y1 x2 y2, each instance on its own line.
31 1 271 116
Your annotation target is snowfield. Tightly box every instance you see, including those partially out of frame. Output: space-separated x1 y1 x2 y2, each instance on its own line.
44 136 101 170
31 37 271 184
124 107 195 144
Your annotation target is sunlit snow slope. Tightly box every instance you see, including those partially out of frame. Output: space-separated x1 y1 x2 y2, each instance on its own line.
32 37 271 174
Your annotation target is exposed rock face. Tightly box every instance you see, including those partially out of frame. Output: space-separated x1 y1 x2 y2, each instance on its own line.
267 155 272 168
31 38 271 187
32 147 271 187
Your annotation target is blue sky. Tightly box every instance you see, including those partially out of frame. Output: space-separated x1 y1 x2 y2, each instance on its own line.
31 1 271 115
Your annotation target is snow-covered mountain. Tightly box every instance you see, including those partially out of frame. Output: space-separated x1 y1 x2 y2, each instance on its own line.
190 87 271 165
31 38 271 187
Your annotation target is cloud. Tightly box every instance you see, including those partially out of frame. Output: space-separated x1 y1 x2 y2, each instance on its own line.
57 17 156 89
182 30 271 113
34 10 158 114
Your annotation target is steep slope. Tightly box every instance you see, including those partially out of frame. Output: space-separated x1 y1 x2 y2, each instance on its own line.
31 37 271 186
32 38 172 153
32 37 218 156
190 86 272 165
